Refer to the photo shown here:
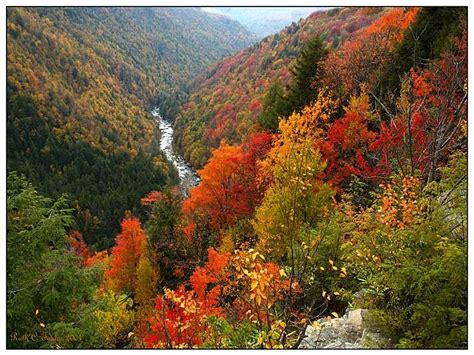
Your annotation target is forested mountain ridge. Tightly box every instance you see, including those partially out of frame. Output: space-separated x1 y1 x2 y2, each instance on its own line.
175 7 465 169
7 7 256 154
7 7 256 248
174 7 388 168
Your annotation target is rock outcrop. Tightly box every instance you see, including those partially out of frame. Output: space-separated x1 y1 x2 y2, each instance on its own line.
299 309 389 349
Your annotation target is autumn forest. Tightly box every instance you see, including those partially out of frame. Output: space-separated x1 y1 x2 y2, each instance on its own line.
6 7 467 349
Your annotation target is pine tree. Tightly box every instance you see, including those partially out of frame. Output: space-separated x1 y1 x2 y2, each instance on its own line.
287 34 328 112
258 35 328 132
258 80 288 132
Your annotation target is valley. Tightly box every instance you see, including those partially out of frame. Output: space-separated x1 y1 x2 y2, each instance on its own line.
6 6 468 350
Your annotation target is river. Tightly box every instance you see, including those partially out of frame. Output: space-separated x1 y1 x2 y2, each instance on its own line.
151 108 200 196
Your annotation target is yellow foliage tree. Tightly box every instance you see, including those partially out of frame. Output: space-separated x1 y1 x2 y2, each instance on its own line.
94 292 134 348
134 250 159 345
254 92 336 263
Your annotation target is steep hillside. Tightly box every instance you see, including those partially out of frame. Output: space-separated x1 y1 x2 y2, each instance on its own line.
6 7 256 248
174 7 387 168
7 7 256 153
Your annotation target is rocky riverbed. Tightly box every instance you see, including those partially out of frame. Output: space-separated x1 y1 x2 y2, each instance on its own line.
152 108 200 195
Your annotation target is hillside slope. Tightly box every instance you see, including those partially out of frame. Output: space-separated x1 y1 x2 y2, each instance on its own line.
174 7 387 168
7 7 256 248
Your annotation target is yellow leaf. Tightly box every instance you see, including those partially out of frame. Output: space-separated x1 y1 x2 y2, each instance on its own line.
35 309 39 315
250 280 258 291
331 312 339 318
256 294 262 306
279 269 287 278
320 266 325 271
322 290 326 298
39 323 45 328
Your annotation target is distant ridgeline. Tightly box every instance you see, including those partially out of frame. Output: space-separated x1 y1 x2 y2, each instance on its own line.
7 7 256 249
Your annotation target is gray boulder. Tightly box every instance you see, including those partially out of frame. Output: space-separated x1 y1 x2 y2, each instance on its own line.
298 309 389 349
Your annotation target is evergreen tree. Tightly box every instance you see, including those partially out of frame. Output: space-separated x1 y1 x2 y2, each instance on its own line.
286 34 328 112
258 35 328 132
257 80 289 132
7 173 101 348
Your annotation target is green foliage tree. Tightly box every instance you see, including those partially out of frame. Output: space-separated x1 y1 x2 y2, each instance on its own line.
258 35 328 132
46 292 135 349
344 153 467 348
287 34 328 112
258 80 289 132
202 317 259 348
7 173 101 348
142 188 191 286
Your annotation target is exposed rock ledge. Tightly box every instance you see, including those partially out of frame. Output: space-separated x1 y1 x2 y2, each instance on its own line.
299 309 390 349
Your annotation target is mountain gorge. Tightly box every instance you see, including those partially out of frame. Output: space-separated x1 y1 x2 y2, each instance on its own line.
7 7 256 248
6 6 467 350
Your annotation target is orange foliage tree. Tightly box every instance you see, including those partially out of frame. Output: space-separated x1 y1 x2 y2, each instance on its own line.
68 230 109 268
68 230 91 266
144 247 298 348
323 7 419 97
183 132 272 233
104 217 146 293
144 248 228 348
318 92 389 187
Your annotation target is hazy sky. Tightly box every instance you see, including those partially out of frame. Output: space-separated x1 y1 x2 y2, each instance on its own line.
201 7 331 37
